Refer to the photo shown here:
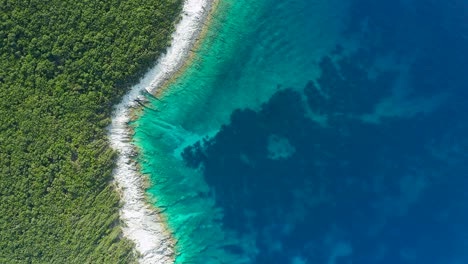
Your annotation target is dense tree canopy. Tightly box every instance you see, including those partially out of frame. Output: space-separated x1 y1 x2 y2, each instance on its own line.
0 0 182 262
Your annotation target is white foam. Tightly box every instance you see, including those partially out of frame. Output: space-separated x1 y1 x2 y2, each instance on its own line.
107 0 213 262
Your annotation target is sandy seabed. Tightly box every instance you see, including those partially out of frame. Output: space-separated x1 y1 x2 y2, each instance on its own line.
107 0 213 262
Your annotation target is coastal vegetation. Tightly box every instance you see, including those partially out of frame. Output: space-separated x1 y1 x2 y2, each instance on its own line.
0 0 182 262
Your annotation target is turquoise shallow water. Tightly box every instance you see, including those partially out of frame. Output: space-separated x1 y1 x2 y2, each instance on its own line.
134 0 348 262
133 0 468 263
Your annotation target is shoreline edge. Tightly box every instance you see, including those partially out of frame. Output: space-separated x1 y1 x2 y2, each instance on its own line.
107 0 214 263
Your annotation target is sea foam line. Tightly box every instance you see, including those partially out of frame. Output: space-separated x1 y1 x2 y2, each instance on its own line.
107 0 213 262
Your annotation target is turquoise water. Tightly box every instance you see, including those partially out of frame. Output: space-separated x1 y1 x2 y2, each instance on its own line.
134 1 348 262
133 0 468 263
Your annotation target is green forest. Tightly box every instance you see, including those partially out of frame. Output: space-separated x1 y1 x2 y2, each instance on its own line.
0 0 182 262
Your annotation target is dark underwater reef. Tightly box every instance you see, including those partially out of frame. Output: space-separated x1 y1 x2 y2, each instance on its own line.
181 40 468 263
171 0 467 262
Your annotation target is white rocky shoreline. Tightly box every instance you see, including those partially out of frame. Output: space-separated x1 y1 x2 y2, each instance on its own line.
107 0 214 263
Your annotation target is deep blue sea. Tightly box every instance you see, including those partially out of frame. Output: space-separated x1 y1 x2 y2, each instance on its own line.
133 0 468 263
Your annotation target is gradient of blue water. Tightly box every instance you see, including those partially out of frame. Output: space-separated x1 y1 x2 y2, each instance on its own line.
138 0 468 262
